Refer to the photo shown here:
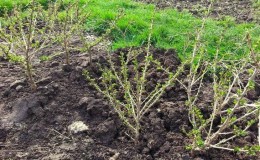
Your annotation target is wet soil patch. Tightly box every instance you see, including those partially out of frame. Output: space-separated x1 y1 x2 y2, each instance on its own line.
0 46 259 159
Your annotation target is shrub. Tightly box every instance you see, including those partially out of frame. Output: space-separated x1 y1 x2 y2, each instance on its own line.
182 31 260 154
0 0 57 90
84 18 187 143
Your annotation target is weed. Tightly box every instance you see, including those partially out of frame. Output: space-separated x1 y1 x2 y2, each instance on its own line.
39 55 50 62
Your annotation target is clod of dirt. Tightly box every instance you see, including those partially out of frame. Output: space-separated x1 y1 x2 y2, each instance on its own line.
0 129 7 141
2 88 11 97
9 78 26 89
86 99 110 118
159 101 189 131
50 61 60 67
1 95 43 126
36 76 52 86
68 121 89 134
0 83 5 89
62 64 73 72
95 119 118 144
247 89 259 100
256 82 260 95
37 83 59 97
109 152 120 160
79 57 91 67
78 97 94 107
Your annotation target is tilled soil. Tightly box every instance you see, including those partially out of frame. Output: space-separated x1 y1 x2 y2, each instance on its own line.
136 0 260 23
0 43 260 159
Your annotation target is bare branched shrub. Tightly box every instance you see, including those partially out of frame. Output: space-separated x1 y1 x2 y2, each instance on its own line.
0 8 12 59
57 0 89 65
181 32 260 153
79 9 124 66
0 0 57 90
170 1 260 154
84 17 187 143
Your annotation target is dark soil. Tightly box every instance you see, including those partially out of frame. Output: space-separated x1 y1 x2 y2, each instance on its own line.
1 40 260 159
136 0 260 23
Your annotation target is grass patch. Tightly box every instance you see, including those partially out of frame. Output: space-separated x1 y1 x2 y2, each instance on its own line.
1 0 259 60
85 0 260 60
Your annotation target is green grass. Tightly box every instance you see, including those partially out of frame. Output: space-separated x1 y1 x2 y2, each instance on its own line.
1 0 260 60
85 0 260 60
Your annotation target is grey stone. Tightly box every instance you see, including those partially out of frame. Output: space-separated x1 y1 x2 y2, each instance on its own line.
59 143 77 151
15 85 23 91
68 121 89 134
52 83 59 90
78 97 93 107
80 60 89 67
75 66 83 72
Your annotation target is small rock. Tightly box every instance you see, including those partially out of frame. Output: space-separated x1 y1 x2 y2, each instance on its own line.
80 60 89 67
10 79 26 89
147 139 156 149
16 152 29 158
75 66 83 72
142 147 150 154
83 137 94 145
37 86 48 92
68 121 89 134
59 143 77 151
15 85 23 91
0 83 5 89
245 135 252 142
78 97 93 107
52 83 59 90
109 153 120 160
